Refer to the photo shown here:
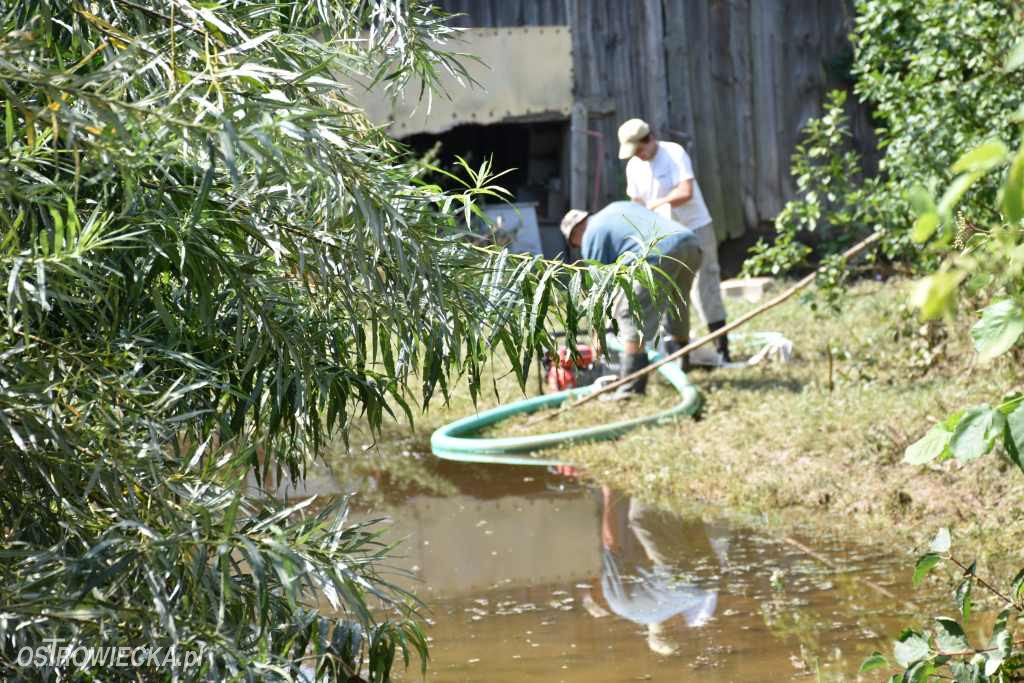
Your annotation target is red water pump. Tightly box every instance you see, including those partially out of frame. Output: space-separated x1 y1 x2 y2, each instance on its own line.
544 344 597 392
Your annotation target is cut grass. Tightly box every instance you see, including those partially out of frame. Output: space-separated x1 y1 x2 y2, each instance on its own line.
340 278 1024 577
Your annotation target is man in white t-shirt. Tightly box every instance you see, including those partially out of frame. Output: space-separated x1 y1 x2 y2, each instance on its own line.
618 118 730 364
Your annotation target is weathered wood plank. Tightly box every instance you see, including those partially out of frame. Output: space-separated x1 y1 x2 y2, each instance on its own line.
570 101 589 209
688 1 727 234
749 0 784 221
730 0 758 235
708 0 743 241
643 0 670 135
661 0 695 147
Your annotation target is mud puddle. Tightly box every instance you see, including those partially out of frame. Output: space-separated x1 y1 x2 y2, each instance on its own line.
305 456 935 682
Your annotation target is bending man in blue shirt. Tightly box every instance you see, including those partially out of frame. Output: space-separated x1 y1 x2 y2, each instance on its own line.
560 201 702 397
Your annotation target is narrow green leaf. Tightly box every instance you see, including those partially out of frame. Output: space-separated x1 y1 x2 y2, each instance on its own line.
4 100 13 147
955 577 973 621
859 651 888 673
913 553 941 587
222 493 242 537
1003 148 1024 224
64 196 79 243
48 207 65 256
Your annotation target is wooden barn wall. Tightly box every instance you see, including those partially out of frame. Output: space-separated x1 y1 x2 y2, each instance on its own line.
660 0 863 240
438 0 568 27
435 0 869 242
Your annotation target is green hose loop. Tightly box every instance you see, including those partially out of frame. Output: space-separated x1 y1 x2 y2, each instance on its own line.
430 338 702 466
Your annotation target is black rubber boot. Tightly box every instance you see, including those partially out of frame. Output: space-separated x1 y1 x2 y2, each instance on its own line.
605 351 649 400
663 338 691 373
708 320 731 364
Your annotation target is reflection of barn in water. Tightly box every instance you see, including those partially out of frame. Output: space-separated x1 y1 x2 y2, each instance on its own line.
354 1 875 265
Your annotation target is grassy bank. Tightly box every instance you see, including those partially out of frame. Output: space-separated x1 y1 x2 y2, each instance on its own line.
345 278 1024 578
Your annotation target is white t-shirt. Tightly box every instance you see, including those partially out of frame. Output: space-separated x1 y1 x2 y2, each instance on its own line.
626 141 712 230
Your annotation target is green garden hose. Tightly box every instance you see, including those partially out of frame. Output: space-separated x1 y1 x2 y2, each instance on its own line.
430 338 702 467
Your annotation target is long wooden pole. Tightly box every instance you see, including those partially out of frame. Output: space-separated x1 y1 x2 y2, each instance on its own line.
528 232 882 425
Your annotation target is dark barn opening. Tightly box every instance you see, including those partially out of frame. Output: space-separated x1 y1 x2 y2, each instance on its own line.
403 119 570 258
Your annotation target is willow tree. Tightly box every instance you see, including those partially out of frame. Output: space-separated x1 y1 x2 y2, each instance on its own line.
0 2 642 680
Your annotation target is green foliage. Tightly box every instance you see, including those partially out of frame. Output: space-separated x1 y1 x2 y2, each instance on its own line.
743 90 876 278
971 299 1024 360
864 529 1024 681
746 0 1024 277
903 100 1024 476
913 554 941 588
0 1 636 680
854 0 1023 216
861 651 888 673
880 35 1024 682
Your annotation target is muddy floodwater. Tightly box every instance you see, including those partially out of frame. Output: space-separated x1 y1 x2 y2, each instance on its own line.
275 453 937 683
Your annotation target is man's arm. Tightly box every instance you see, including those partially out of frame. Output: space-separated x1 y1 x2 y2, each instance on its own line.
647 179 693 211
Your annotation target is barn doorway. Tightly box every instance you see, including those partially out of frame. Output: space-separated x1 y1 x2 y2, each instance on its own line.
402 119 570 258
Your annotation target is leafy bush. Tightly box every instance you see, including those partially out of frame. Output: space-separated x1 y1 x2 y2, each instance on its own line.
0 2 640 680
861 527 1024 681
867 44 1024 681
904 113 1024 470
743 91 868 276
746 0 1024 276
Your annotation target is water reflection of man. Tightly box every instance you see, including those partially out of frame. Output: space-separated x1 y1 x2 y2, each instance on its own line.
582 487 729 656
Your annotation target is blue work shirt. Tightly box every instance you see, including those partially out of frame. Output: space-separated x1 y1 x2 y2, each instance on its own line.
580 201 695 265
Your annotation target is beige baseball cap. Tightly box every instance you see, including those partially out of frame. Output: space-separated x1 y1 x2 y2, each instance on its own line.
559 209 589 242
617 118 651 159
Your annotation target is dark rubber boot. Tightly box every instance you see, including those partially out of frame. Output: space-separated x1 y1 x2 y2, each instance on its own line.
708 320 731 364
605 351 649 400
663 338 691 373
